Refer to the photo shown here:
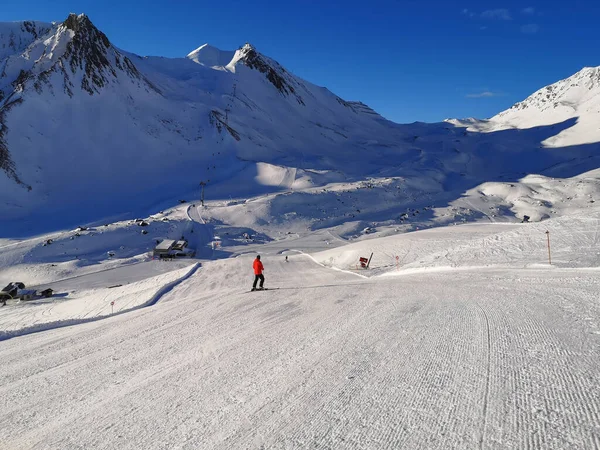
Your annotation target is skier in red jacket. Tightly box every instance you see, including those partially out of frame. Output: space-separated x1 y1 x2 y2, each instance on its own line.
252 255 265 291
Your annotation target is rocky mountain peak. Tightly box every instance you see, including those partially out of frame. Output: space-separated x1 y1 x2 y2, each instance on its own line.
0 13 158 186
239 43 255 54
58 13 143 95
234 43 305 105
63 13 96 34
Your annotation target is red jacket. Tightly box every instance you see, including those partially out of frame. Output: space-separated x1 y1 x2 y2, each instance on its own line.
253 258 264 275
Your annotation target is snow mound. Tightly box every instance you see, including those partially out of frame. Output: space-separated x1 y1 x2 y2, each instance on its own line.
0 263 198 339
255 163 297 188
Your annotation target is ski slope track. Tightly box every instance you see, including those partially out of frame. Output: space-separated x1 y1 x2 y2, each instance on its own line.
1 221 600 449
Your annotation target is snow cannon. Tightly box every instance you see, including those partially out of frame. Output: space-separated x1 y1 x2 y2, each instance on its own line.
358 253 373 269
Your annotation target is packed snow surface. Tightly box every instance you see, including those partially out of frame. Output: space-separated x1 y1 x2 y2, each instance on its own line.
1 208 599 449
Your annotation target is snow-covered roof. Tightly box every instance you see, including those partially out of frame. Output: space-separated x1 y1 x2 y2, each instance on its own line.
155 239 176 251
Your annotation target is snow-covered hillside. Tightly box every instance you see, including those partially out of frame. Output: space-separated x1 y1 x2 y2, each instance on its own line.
493 67 600 130
2 13 600 237
0 21 54 61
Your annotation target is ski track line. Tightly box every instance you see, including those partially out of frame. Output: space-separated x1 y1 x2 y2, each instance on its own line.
476 302 492 450
225 277 499 448
0 263 201 341
479 278 600 449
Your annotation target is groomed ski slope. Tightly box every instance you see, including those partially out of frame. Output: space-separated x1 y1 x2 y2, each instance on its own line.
1 223 600 449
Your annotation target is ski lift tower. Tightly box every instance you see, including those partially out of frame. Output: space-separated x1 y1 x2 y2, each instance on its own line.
199 181 208 207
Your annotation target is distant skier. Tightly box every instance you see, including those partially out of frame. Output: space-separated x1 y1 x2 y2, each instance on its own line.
285 255 288 262
252 255 265 291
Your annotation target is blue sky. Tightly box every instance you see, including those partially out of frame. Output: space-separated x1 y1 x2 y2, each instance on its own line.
3 0 600 123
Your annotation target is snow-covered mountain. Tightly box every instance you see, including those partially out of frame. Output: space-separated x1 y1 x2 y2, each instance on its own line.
494 67 600 125
450 67 600 147
0 14 416 231
2 13 600 236
491 67 600 148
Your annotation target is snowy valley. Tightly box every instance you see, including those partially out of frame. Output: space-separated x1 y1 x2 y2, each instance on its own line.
1 13 600 450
